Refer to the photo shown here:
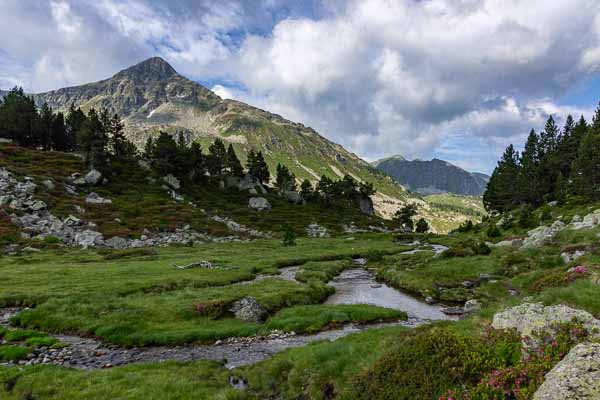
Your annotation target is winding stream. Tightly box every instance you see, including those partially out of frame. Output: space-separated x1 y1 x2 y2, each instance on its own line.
1 243 453 370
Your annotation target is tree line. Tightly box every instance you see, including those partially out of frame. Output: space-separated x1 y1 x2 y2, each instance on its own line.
484 103 600 213
0 86 377 209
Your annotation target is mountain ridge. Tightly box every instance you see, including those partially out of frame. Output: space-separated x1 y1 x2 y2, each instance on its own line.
373 155 489 196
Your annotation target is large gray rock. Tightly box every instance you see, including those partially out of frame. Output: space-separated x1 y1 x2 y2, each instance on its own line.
492 303 600 340
534 343 600 400
238 175 267 194
85 169 102 185
74 230 104 249
42 179 55 191
284 191 304 205
356 194 375 215
571 210 600 230
104 236 128 249
163 174 181 190
229 297 267 323
85 192 112 205
306 223 329 237
522 221 566 249
248 197 271 211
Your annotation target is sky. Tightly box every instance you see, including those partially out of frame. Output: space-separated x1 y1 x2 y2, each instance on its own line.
2 0 600 174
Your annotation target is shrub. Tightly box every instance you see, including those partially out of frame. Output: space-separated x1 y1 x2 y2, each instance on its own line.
486 225 502 238
472 241 492 256
282 224 296 247
517 206 537 229
349 326 517 400
539 205 553 224
455 219 475 233
43 235 61 244
194 300 231 319
365 250 386 262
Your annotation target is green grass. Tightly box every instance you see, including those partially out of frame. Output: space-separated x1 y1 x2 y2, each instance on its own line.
1 234 411 345
266 305 407 333
239 326 409 400
0 361 248 400
0 346 30 362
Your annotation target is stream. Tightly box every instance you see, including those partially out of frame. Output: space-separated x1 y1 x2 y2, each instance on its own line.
0 243 453 370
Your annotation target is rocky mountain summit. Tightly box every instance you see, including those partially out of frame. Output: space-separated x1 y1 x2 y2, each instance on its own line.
31 57 412 218
373 155 489 196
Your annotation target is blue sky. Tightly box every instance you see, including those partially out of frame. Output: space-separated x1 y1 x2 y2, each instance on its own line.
2 0 600 174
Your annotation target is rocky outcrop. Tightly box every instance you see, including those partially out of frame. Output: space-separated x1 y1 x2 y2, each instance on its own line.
356 194 375 215
84 169 102 185
229 297 267 323
248 197 271 211
306 223 329 238
284 191 304 205
492 303 600 341
533 343 600 400
85 192 112 205
521 221 566 249
210 215 271 238
163 174 181 190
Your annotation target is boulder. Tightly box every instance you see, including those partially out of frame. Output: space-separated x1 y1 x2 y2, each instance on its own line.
229 297 267 323
533 343 600 400
494 239 524 248
521 221 566 249
248 197 271 211
492 303 600 341
84 169 102 185
28 200 47 212
42 179 55 191
163 174 181 190
238 175 267 194
63 215 82 226
571 210 600 230
561 250 586 264
284 191 304 205
104 236 128 249
464 299 481 312
74 230 104 249
85 192 112 205
306 223 329 238
356 194 375 215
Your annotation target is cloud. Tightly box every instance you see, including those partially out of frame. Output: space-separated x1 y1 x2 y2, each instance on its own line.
1 0 600 173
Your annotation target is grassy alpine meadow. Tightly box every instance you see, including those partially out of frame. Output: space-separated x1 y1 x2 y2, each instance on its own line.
1 234 411 345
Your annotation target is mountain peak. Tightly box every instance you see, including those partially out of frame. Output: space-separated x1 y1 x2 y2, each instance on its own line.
115 56 177 80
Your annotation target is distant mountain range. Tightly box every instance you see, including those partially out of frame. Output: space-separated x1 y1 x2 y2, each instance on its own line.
373 156 489 196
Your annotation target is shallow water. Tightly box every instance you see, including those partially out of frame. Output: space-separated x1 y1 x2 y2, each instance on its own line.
325 268 453 321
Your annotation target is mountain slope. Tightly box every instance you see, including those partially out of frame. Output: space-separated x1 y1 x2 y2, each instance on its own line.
32 58 411 214
373 156 489 196
24 57 481 231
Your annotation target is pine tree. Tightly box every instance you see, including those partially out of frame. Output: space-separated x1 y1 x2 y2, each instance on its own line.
143 137 155 159
38 102 53 150
207 138 227 176
65 104 87 150
275 163 295 192
50 112 71 151
571 103 600 199
107 113 131 158
483 144 521 212
247 150 270 184
394 203 418 231
300 179 314 201
0 87 39 147
189 142 205 181
226 144 244 177
79 109 108 170
518 130 541 205
415 218 430 233
151 131 178 174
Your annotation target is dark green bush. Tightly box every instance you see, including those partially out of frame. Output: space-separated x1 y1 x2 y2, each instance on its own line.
486 225 502 238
